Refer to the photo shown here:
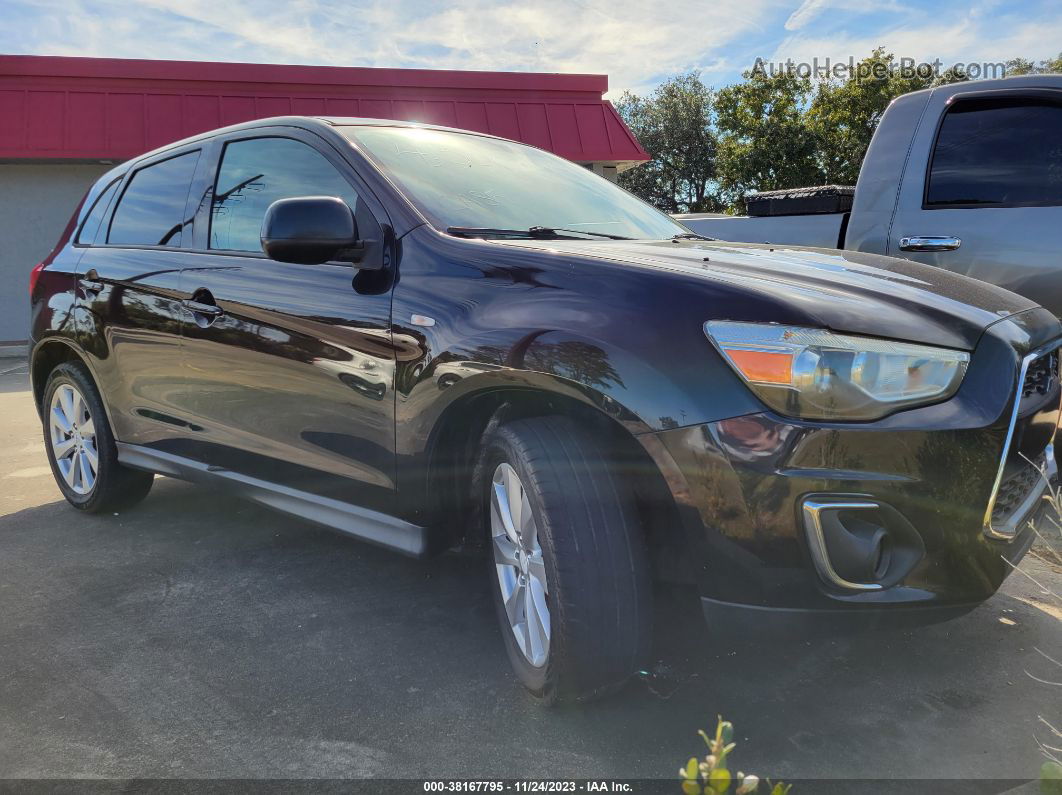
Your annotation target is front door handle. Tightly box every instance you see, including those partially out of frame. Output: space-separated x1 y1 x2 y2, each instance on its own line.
181 295 224 327
182 300 223 317
899 235 961 252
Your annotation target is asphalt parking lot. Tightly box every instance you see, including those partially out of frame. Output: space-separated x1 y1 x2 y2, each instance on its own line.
1 359 1060 789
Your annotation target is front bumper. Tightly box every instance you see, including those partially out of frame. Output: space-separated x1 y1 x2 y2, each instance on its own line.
640 312 1061 627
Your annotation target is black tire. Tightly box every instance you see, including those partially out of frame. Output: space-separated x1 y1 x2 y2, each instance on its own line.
42 361 154 513
477 415 652 704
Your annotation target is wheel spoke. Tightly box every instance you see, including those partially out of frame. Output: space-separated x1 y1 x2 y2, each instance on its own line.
79 450 95 491
493 534 521 568
526 580 550 660
73 391 86 426
492 481 518 542
80 417 95 439
51 406 72 435
64 451 79 488
504 581 525 628
58 386 76 426
82 441 99 471
503 466 523 534
52 437 77 459
526 551 547 593
518 491 536 546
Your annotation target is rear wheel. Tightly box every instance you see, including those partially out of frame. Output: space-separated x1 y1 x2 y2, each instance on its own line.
42 362 154 513
479 416 651 703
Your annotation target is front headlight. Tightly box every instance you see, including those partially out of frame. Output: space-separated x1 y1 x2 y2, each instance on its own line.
705 321 970 421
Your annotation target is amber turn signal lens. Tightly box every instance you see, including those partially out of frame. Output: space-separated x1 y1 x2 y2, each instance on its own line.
724 348 793 385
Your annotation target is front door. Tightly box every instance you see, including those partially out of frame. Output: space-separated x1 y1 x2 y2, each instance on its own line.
890 92 1062 315
176 132 398 514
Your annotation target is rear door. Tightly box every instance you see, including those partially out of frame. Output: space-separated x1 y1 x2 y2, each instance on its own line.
889 90 1062 315
75 146 202 450
176 129 398 514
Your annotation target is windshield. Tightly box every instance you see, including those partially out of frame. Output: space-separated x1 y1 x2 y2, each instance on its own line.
341 125 690 240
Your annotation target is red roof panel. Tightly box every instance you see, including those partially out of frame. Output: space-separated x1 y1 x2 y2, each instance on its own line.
0 54 649 164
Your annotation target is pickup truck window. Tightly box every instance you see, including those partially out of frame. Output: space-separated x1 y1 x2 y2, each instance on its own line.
342 125 688 240
108 151 200 247
926 97 1062 208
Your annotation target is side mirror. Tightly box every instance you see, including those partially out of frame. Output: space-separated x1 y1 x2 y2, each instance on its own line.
260 196 359 265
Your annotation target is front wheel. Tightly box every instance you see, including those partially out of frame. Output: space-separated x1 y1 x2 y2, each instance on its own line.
479 416 652 704
42 362 154 513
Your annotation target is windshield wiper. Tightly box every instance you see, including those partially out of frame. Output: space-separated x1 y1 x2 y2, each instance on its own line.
671 232 714 241
447 226 632 240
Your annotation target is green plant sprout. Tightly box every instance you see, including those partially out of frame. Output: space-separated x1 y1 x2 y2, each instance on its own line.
679 717 790 795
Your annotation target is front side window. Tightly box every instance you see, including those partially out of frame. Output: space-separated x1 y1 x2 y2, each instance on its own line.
926 98 1062 207
341 126 690 240
76 178 121 245
210 137 360 252
108 151 200 247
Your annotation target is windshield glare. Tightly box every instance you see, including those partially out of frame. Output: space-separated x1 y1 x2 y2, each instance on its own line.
341 126 689 240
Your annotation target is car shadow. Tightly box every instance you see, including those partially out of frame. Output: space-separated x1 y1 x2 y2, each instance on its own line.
0 477 1058 785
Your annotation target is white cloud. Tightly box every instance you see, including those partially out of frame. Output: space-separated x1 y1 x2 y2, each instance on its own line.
773 8 1062 73
7 0 787 96
5 0 1061 96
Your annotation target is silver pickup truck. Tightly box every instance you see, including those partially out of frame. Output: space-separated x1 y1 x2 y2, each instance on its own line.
677 75 1062 315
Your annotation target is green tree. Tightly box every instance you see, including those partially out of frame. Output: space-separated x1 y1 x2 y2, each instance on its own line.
1006 52 1062 74
806 49 953 184
615 72 721 213
714 69 822 212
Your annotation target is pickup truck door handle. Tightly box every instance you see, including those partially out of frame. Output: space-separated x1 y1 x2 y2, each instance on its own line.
78 268 105 295
899 236 961 252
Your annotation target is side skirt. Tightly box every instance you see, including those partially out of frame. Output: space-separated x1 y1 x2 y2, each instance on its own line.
116 443 431 557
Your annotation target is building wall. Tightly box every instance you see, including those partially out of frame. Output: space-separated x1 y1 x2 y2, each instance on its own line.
0 163 109 342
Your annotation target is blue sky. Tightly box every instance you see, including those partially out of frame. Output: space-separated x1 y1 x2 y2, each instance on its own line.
3 0 1060 97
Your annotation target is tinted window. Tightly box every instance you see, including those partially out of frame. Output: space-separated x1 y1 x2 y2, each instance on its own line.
108 151 200 246
76 178 120 245
210 137 359 252
927 98 1062 207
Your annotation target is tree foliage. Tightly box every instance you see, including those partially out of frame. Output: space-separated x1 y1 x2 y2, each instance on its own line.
617 49 1062 213
714 69 822 211
615 73 721 213
806 48 967 184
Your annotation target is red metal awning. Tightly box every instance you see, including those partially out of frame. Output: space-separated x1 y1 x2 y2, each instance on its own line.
0 54 649 166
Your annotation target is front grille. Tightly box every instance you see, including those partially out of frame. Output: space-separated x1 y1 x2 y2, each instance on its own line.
1023 350 1058 401
991 453 1046 526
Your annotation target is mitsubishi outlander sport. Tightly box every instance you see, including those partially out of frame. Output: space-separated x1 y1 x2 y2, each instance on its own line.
28 117 1061 703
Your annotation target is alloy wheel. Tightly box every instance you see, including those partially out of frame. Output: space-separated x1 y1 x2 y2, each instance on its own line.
490 462 551 667
49 383 98 496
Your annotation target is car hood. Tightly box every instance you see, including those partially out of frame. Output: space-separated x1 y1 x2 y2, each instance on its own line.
491 238 1047 351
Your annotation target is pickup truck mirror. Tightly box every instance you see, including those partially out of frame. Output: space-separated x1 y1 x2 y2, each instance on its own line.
260 196 362 266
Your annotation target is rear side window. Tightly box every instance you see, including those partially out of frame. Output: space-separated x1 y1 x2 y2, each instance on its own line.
108 151 201 247
76 178 121 245
210 137 359 252
926 98 1062 207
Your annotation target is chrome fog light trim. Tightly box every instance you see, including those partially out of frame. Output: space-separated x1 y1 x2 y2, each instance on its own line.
802 500 885 592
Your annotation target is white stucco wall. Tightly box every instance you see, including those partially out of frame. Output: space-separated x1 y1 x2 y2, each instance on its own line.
0 163 111 343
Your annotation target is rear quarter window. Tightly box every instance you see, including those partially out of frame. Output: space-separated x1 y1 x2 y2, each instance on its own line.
76 178 121 245
108 151 201 247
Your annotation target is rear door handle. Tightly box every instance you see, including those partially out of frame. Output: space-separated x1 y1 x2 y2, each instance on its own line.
899 235 961 252
79 268 105 295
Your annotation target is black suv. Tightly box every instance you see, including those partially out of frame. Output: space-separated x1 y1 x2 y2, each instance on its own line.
29 117 1061 703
